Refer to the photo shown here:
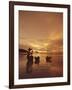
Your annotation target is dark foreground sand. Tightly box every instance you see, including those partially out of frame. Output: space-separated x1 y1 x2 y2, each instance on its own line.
19 53 63 79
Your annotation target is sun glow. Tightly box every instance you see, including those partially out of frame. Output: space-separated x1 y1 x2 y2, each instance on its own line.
19 11 63 54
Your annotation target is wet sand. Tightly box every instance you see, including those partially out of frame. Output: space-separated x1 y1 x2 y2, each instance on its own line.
19 53 63 79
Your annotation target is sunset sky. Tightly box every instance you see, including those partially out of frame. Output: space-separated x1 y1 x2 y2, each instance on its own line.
19 11 63 53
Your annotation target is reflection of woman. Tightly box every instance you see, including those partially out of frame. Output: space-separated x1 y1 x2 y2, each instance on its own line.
26 54 33 73
26 48 33 73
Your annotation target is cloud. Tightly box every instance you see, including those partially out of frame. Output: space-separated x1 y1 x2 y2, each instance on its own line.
19 11 63 53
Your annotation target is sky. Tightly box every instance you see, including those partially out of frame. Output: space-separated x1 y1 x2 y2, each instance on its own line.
19 10 63 53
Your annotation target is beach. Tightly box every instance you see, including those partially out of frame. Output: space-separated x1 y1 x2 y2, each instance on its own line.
19 52 63 79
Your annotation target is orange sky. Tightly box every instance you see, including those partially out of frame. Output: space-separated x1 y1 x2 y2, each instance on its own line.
19 10 63 53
